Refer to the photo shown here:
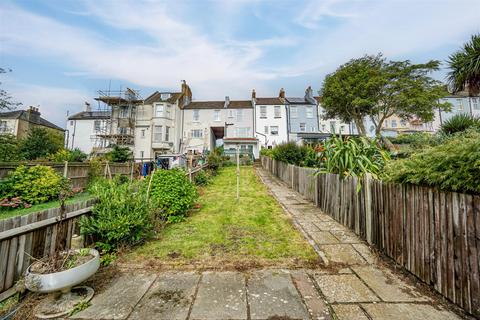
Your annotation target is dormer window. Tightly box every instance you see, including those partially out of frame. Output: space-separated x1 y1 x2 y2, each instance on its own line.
161 93 171 100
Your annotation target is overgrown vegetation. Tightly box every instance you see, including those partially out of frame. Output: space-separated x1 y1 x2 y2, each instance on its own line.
48 148 88 162
0 134 22 162
149 169 198 222
440 113 480 135
19 127 64 160
384 130 480 194
106 145 132 162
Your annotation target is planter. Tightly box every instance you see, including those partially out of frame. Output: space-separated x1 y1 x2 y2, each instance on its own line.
25 248 100 294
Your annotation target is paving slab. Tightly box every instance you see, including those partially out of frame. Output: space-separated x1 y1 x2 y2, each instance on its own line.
351 243 377 264
352 265 429 302
291 271 331 320
309 231 340 244
332 304 369 320
362 303 461 320
128 272 199 320
314 274 379 303
190 271 247 320
71 273 157 320
248 270 310 320
318 244 367 265
330 229 361 243
314 221 348 231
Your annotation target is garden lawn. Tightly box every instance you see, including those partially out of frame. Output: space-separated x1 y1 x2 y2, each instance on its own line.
0 193 93 220
127 166 319 269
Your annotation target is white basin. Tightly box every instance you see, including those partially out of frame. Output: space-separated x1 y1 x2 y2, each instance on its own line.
25 249 100 293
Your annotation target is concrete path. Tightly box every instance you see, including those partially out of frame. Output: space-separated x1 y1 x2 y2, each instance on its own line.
69 167 465 320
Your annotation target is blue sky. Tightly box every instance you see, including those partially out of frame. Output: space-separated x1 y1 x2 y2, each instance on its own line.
1 0 479 127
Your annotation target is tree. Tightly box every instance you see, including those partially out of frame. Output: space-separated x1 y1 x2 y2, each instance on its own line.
320 54 450 137
20 127 63 160
0 134 22 161
106 145 132 162
447 34 480 95
0 68 22 111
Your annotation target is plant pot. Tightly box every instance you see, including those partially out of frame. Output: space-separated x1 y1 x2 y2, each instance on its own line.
25 249 100 294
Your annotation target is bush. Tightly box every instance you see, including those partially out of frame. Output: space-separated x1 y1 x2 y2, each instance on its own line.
384 130 480 194
271 142 308 166
302 146 322 167
49 148 88 162
319 136 389 179
149 169 197 221
20 127 63 160
0 134 22 162
194 170 210 186
207 152 222 172
0 165 64 204
440 113 480 135
259 148 274 157
388 132 436 147
106 145 132 162
80 178 152 252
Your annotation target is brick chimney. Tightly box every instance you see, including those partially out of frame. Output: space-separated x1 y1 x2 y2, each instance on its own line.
181 80 192 106
26 106 41 123
251 89 256 99
279 88 285 98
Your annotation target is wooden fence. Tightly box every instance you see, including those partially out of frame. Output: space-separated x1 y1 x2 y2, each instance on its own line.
0 162 135 189
0 199 95 300
261 156 480 317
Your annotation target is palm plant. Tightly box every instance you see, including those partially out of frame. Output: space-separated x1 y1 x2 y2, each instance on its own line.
447 34 480 95
440 113 480 135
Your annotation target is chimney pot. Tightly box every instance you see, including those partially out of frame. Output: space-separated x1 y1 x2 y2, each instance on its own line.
279 88 285 98
251 89 256 99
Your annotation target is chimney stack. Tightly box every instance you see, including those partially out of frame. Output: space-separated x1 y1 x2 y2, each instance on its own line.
224 96 230 108
84 102 91 112
251 89 256 99
27 106 41 122
279 88 285 98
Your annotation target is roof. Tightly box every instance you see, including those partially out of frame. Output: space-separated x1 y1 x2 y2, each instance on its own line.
286 97 316 105
144 91 183 104
0 109 64 131
255 97 285 105
183 100 252 109
68 111 110 120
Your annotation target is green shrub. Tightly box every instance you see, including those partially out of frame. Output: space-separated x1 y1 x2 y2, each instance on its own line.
0 134 22 162
149 169 197 221
271 142 308 166
20 127 63 160
0 165 64 204
383 130 480 194
207 152 222 172
319 136 389 179
388 132 435 147
302 146 322 167
49 148 88 162
440 113 480 135
80 178 152 252
106 145 132 162
194 170 210 186
259 148 274 157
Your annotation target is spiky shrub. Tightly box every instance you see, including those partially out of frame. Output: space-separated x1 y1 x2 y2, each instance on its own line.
440 113 480 135
319 136 389 179
80 178 152 252
383 131 480 194
149 169 197 222
0 165 64 204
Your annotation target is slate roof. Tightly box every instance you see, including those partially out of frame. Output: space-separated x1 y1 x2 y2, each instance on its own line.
255 97 286 105
286 97 316 105
184 100 252 109
144 91 183 104
68 111 110 120
0 110 64 131
228 100 252 108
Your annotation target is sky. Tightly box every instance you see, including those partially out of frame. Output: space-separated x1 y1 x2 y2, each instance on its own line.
1 0 479 127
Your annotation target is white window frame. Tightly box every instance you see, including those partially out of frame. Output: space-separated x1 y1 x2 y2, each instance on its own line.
214 110 221 121
457 98 464 111
160 93 171 100
274 106 281 118
306 106 313 119
155 104 164 117
193 109 200 122
299 123 306 132
165 126 170 141
153 125 163 142
391 120 397 128
270 126 279 135
264 126 268 134
259 106 267 119
191 129 203 138
290 106 298 118
94 120 101 131
228 109 235 118
473 98 479 110
236 109 243 122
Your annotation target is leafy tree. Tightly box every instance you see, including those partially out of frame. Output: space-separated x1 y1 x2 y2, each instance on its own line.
20 127 63 160
0 134 22 161
447 34 480 95
0 68 21 111
321 54 450 137
106 145 132 162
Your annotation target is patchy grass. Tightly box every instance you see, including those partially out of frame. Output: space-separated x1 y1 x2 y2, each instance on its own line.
126 166 320 270
0 192 94 220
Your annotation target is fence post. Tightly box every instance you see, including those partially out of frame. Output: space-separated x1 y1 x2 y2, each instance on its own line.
291 165 294 189
315 174 319 207
63 161 68 178
189 168 192 182
364 173 372 244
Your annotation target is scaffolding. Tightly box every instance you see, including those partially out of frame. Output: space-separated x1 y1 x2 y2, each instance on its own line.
92 87 143 154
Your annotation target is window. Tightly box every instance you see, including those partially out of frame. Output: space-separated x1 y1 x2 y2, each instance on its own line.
235 127 250 137
340 125 345 132
160 93 171 100
306 106 313 119
274 106 281 118
153 126 163 142
270 126 279 135
214 110 221 121
260 106 267 118
299 123 306 132
264 126 268 134
191 129 203 138
70 120 74 126
400 120 407 126
236 109 243 121
94 120 101 131
165 126 170 141
155 104 164 117
330 121 336 133
391 120 397 128
290 106 298 118
166 105 171 119
228 109 235 118
0 121 7 132
141 129 146 138
119 107 129 118
457 99 464 111
193 109 199 121
140 151 144 158
473 98 479 110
